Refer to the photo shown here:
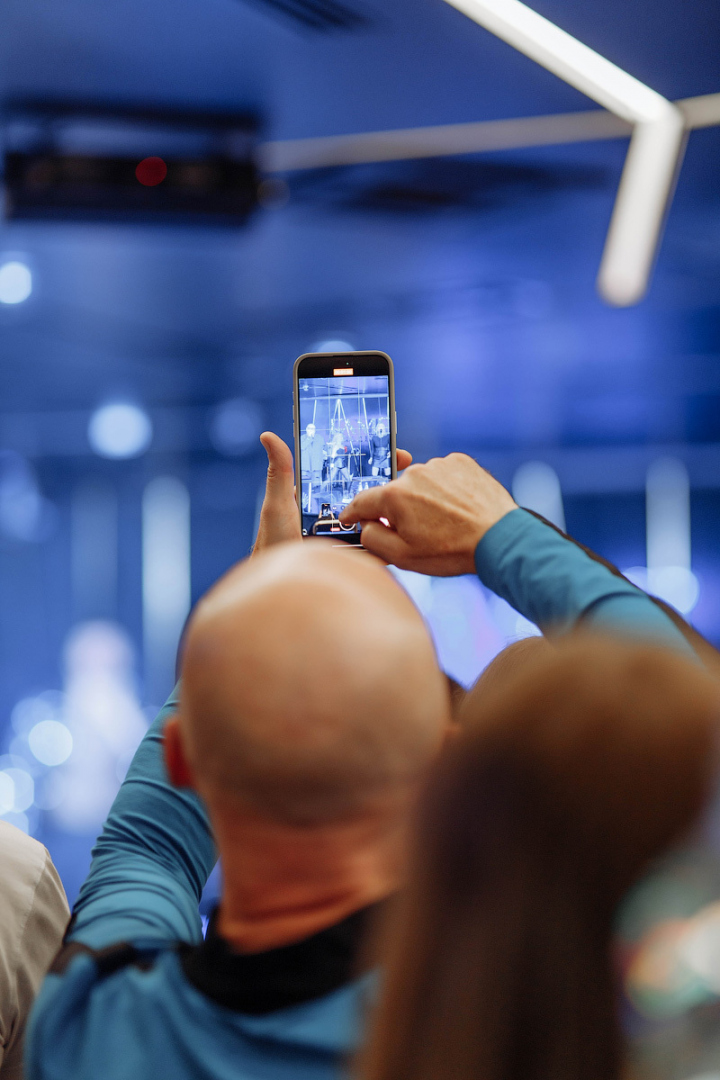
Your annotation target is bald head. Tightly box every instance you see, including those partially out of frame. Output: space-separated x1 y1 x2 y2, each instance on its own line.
179 542 449 825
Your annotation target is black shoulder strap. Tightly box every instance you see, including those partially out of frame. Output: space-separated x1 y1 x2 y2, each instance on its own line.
50 939 160 978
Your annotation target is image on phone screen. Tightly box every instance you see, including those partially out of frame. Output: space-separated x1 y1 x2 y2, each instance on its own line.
298 372 392 538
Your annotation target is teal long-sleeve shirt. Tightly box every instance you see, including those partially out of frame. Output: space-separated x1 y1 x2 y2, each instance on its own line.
475 509 694 654
27 510 694 1080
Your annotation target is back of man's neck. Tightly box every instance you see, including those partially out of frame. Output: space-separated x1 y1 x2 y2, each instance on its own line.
212 812 404 954
217 887 383 954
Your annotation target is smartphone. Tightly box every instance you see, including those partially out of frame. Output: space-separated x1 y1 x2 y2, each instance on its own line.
293 350 397 544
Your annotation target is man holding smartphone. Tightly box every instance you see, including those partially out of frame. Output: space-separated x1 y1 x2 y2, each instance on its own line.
28 434 695 1080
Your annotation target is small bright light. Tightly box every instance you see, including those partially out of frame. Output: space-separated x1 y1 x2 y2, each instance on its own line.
11 694 60 735
680 904 720 993
3 812 29 834
1 768 34 813
88 403 153 459
0 261 32 305
28 720 73 766
209 398 264 456
623 566 649 590
649 566 700 615
512 461 565 531
311 339 355 354
622 565 700 615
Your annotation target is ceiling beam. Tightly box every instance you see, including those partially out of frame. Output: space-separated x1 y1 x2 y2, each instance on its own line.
440 0 686 307
259 93 720 172
261 3 719 308
258 109 631 171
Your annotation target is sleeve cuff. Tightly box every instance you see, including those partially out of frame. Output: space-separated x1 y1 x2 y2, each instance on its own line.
474 508 641 634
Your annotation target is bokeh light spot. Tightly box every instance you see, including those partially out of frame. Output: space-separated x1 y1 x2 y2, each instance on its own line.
11 694 60 735
0 772 14 815
1 768 34 813
311 339 355 354
28 719 73 767
0 261 32 304
209 398 264 457
88 403 153 459
135 157 167 187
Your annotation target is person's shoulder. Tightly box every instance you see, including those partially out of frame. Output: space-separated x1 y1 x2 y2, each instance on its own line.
0 821 52 894
33 942 178 1038
48 939 173 984
0 820 48 863
27 942 179 1080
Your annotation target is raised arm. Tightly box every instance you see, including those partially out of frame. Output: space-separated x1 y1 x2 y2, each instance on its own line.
473 507 693 652
66 685 216 950
340 454 695 657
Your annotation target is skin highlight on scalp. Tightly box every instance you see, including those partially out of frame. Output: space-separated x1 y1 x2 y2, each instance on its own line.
177 541 450 826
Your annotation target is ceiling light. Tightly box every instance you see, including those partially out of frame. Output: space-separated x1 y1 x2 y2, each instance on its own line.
444 0 669 122
442 0 685 305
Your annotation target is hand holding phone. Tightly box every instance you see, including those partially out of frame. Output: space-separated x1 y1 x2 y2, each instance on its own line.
340 453 518 575
252 431 412 558
293 351 397 545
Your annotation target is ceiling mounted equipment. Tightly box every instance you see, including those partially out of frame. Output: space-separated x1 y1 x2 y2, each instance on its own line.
240 0 368 31
3 102 260 225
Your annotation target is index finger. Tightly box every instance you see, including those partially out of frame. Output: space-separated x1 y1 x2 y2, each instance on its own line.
340 484 394 526
356 521 414 565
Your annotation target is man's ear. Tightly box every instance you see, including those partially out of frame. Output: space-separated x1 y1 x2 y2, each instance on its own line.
163 715 196 789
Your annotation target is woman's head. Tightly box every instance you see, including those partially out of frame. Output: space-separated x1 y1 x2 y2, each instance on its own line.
360 637 720 1080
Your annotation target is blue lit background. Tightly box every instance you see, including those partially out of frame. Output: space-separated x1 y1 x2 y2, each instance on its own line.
0 0 718 966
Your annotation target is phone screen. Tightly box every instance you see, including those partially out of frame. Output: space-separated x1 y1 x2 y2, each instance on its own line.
296 357 393 540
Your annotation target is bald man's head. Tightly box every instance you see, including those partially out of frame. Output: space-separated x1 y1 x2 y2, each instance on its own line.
178 543 449 825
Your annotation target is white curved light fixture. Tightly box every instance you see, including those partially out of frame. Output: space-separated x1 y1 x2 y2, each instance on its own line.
259 20 719 309
441 0 685 306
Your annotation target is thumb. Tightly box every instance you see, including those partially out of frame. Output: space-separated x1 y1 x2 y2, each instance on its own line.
253 432 302 554
260 432 295 500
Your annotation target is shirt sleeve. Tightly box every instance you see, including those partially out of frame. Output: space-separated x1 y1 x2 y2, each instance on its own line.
1 851 69 1080
67 684 217 950
0 839 69 1080
475 508 695 656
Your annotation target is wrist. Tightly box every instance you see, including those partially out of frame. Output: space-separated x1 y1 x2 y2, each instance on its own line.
473 501 519 547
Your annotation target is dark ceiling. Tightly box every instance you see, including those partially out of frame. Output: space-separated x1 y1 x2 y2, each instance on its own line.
0 0 717 449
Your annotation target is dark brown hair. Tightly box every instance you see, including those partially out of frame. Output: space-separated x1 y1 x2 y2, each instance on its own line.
359 637 720 1080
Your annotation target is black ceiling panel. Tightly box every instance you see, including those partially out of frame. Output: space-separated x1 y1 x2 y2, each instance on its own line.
239 0 369 31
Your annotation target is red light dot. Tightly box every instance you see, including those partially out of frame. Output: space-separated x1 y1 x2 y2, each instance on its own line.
135 157 167 187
